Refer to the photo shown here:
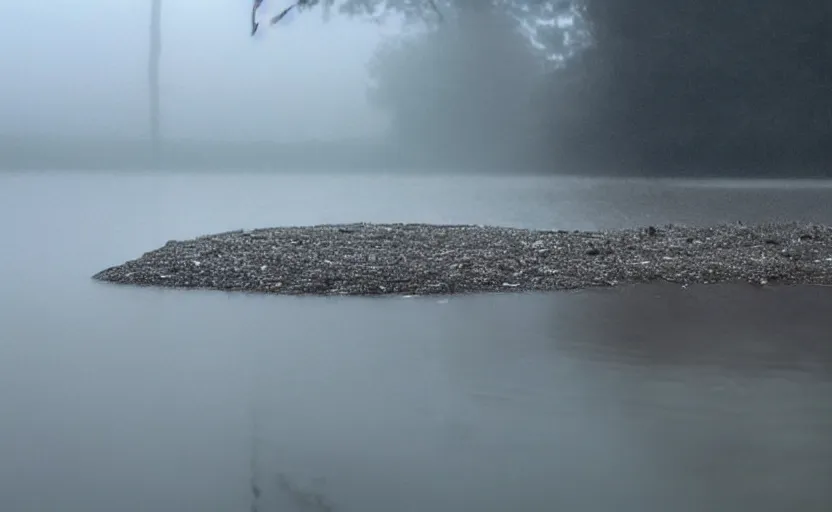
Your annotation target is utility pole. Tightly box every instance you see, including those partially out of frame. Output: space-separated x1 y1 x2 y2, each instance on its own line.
149 0 162 164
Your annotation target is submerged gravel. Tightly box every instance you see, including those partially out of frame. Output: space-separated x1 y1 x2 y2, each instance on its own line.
93 222 832 296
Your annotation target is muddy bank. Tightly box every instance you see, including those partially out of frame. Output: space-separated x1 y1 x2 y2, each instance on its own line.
92 222 832 296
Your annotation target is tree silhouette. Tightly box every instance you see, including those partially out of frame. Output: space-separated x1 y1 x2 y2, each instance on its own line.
545 0 832 174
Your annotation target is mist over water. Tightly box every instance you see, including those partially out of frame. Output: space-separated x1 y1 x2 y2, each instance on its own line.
2 172 832 512
2 0 832 510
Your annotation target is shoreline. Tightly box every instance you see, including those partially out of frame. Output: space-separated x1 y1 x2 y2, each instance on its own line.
92 222 832 296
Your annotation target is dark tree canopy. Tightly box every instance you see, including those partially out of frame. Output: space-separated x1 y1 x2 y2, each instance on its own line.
553 0 832 174
365 2 557 168
306 0 832 176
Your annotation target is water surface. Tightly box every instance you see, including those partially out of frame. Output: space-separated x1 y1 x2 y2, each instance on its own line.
1 171 831 512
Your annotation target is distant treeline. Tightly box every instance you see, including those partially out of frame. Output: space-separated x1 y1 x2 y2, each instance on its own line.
544 0 832 175
346 0 832 177
1 135 830 177
4 1 831 177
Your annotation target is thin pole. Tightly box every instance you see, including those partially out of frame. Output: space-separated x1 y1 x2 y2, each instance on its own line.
149 0 162 163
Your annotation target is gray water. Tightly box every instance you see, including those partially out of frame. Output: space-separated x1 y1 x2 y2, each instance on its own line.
1 171 832 512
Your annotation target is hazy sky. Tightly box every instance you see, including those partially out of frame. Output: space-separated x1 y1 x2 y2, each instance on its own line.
0 0 393 142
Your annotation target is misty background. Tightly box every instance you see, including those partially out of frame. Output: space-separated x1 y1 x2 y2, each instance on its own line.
1 0 829 175
3 2 832 511
0 2 387 140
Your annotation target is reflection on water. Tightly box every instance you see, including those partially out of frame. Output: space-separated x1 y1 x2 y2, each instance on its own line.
1 172 831 511
548 284 832 512
227 288 832 512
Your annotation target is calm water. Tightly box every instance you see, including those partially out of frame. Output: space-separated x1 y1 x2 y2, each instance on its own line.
1 171 832 512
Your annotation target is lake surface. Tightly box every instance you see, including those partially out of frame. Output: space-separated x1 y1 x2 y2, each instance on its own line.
1 171 832 512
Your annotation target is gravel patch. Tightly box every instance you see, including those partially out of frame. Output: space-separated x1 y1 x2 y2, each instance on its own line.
92 222 832 296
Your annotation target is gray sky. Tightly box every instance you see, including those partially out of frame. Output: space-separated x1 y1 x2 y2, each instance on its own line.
0 0 392 142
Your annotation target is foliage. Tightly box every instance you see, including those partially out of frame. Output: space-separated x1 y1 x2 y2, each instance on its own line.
309 0 832 174
547 0 832 172
366 4 552 166
335 2 575 168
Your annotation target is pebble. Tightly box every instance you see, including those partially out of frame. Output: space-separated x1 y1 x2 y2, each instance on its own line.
92 222 832 296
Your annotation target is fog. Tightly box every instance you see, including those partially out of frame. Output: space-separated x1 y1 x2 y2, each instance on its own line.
0 0 389 142
1 1 830 175
2 2 832 510
0 1 567 172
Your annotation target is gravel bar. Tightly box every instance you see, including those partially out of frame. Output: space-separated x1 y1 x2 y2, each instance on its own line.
92 222 832 296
